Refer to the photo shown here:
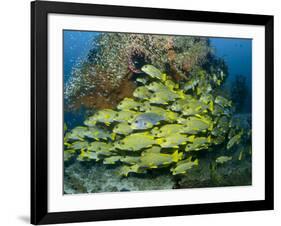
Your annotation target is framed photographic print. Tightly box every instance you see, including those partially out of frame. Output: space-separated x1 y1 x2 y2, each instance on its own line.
31 1 274 224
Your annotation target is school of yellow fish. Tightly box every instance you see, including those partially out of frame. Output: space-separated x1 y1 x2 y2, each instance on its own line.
64 65 244 176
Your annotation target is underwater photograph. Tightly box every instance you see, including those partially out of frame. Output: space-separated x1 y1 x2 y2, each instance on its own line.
63 30 252 194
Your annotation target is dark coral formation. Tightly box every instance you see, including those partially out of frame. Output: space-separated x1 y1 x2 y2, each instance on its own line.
64 33 211 111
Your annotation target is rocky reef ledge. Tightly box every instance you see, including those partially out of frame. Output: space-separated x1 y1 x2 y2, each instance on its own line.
64 161 175 194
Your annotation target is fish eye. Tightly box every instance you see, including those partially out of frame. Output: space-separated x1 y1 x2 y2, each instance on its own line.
135 120 138 123
128 122 131 125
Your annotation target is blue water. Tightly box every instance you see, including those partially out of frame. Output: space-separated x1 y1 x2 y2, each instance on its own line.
209 38 252 87
209 38 252 112
63 30 100 83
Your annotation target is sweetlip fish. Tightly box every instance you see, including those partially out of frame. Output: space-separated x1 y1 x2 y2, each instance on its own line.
141 65 167 82
157 134 194 148
113 110 137 123
120 156 141 165
130 112 165 130
216 156 232 164
137 101 151 112
137 150 183 169
171 157 199 175
117 97 141 111
152 124 185 138
141 105 178 123
113 122 133 135
133 86 152 100
136 77 149 85
141 145 162 154
181 101 210 116
70 141 88 150
118 165 145 177
170 96 196 112
179 116 213 134
185 136 211 152
183 79 199 92
149 90 180 105
86 109 117 126
164 79 179 91
77 149 100 161
103 156 122 165
227 130 243 149
200 94 214 111
114 132 155 151
64 149 76 161
146 82 167 92
215 96 232 107
87 141 115 157
65 126 88 141
83 126 115 141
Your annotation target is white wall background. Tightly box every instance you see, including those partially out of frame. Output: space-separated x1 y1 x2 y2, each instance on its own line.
0 0 279 225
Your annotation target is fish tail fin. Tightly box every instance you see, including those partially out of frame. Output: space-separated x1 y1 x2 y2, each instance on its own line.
161 73 167 82
179 152 184 160
64 142 71 147
189 135 195 142
179 90 185 99
80 149 86 157
111 133 116 140
209 100 214 112
172 150 179 162
209 121 214 131
187 156 192 161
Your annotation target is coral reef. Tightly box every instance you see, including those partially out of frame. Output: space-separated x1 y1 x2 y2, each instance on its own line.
64 161 175 194
64 33 213 111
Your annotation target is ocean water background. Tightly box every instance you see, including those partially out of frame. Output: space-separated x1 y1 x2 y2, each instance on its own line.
63 31 252 127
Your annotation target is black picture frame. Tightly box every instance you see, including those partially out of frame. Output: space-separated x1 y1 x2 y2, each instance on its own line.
31 1 274 224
